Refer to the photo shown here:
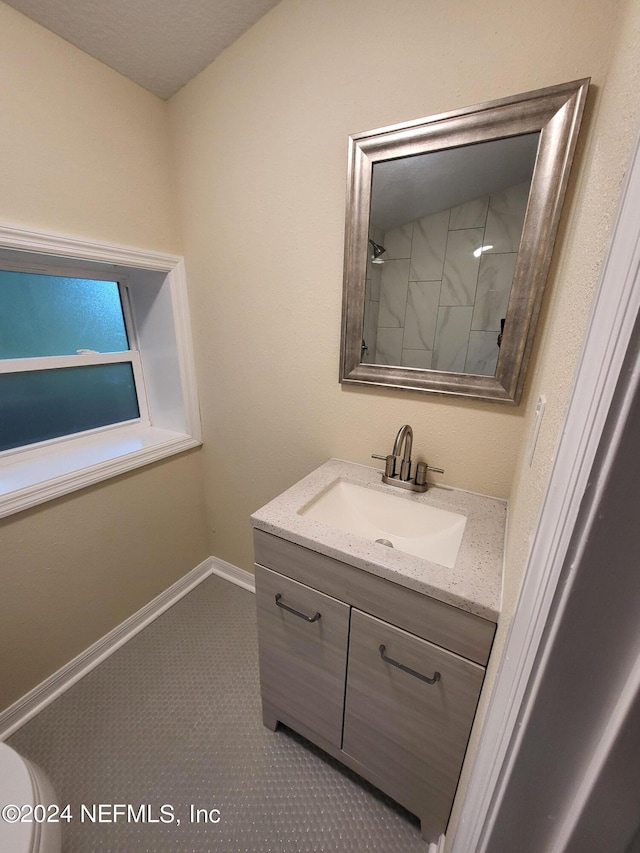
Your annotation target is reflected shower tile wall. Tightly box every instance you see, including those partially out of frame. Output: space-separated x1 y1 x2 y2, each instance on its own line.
373 182 526 372
384 223 413 259
472 253 518 331
363 257 383 363
433 307 473 372
362 295 380 363
378 259 410 327
441 228 484 306
465 331 500 376
403 281 440 350
484 182 530 253
401 348 432 369
449 196 489 230
409 210 449 281
368 225 385 301
370 262 382 302
375 327 403 365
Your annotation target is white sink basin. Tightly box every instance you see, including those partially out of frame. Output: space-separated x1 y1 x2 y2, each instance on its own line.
298 479 467 568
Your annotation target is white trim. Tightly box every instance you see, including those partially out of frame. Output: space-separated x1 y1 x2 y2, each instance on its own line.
0 223 202 517
0 426 200 518
451 130 640 851
0 557 216 740
0 223 183 270
210 557 256 593
164 258 202 442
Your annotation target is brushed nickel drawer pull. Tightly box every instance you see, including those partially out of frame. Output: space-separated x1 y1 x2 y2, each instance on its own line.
379 644 441 684
275 593 321 623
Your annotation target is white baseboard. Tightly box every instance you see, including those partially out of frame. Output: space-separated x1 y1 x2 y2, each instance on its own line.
0 555 254 739
210 556 256 593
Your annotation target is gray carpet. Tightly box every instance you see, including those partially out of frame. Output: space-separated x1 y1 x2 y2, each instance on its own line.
8 575 425 851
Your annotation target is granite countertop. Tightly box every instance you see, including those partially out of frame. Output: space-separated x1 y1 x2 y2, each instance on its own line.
250 459 506 622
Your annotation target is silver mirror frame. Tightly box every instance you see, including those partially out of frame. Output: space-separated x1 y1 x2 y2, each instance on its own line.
339 79 589 404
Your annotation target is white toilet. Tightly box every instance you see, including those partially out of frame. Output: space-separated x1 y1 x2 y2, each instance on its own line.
0 743 61 853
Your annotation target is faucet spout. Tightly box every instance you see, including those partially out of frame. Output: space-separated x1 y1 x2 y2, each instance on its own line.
373 424 444 492
372 423 443 492
392 424 413 480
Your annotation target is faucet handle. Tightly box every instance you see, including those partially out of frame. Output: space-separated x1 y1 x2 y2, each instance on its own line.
415 462 444 486
372 453 396 477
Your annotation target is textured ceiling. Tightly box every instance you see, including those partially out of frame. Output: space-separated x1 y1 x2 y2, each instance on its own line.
4 0 281 99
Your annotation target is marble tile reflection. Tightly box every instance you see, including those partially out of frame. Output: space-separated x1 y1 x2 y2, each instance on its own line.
401 348 433 369
378 259 410 327
484 182 530 253
370 264 382 303
433 306 473 373
375 327 403 365
403 281 440 350
362 297 380 363
465 331 500 376
384 223 413 259
449 196 489 230
441 228 483 305
410 210 449 281
368 227 386 284
472 253 517 331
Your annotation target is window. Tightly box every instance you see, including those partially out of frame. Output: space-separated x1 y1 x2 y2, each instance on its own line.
0 269 143 452
0 225 201 517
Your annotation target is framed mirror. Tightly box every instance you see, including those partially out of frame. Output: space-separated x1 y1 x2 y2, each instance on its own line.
339 79 589 404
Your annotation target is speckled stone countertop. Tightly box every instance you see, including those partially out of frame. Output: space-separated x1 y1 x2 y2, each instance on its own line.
251 459 506 622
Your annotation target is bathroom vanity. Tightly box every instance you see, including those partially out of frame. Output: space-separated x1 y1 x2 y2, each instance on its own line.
251 459 505 843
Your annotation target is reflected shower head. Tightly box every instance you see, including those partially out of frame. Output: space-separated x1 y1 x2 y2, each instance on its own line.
368 239 386 264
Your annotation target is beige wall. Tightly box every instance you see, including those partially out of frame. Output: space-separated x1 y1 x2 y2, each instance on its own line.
0 3 179 251
168 0 619 569
504 0 640 621
0 453 208 709
0 5 209 711
168 0 639 843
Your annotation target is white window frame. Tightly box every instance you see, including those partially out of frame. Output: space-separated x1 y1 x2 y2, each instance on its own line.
0 224 202 518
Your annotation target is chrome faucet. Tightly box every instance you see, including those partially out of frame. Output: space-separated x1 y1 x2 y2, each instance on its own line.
392 424 413 481
372 424 443 493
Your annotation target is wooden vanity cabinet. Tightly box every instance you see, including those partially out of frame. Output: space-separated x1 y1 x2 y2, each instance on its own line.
255 566 349 748
343 610 485 835
253 529 496 843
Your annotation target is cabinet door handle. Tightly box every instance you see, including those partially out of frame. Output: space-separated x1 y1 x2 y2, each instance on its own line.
274 593 321 623
379 644 441 684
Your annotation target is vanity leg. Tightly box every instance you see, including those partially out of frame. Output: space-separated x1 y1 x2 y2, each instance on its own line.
262 703 280 732
420 819 441 846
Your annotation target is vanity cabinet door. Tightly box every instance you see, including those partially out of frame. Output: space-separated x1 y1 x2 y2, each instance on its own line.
342 609 485 837
255 565 350 749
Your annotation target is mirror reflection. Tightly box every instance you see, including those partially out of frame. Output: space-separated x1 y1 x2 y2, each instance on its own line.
362 133 540 375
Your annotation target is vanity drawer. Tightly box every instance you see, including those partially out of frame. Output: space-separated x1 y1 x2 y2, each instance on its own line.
343 609 485 834
253 529 495 665
254 565 350 749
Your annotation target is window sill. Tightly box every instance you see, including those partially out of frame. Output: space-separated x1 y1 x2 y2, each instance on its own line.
0 425 202 518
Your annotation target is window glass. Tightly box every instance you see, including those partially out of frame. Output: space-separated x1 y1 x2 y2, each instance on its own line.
0 271 129 358
0 363 139 452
